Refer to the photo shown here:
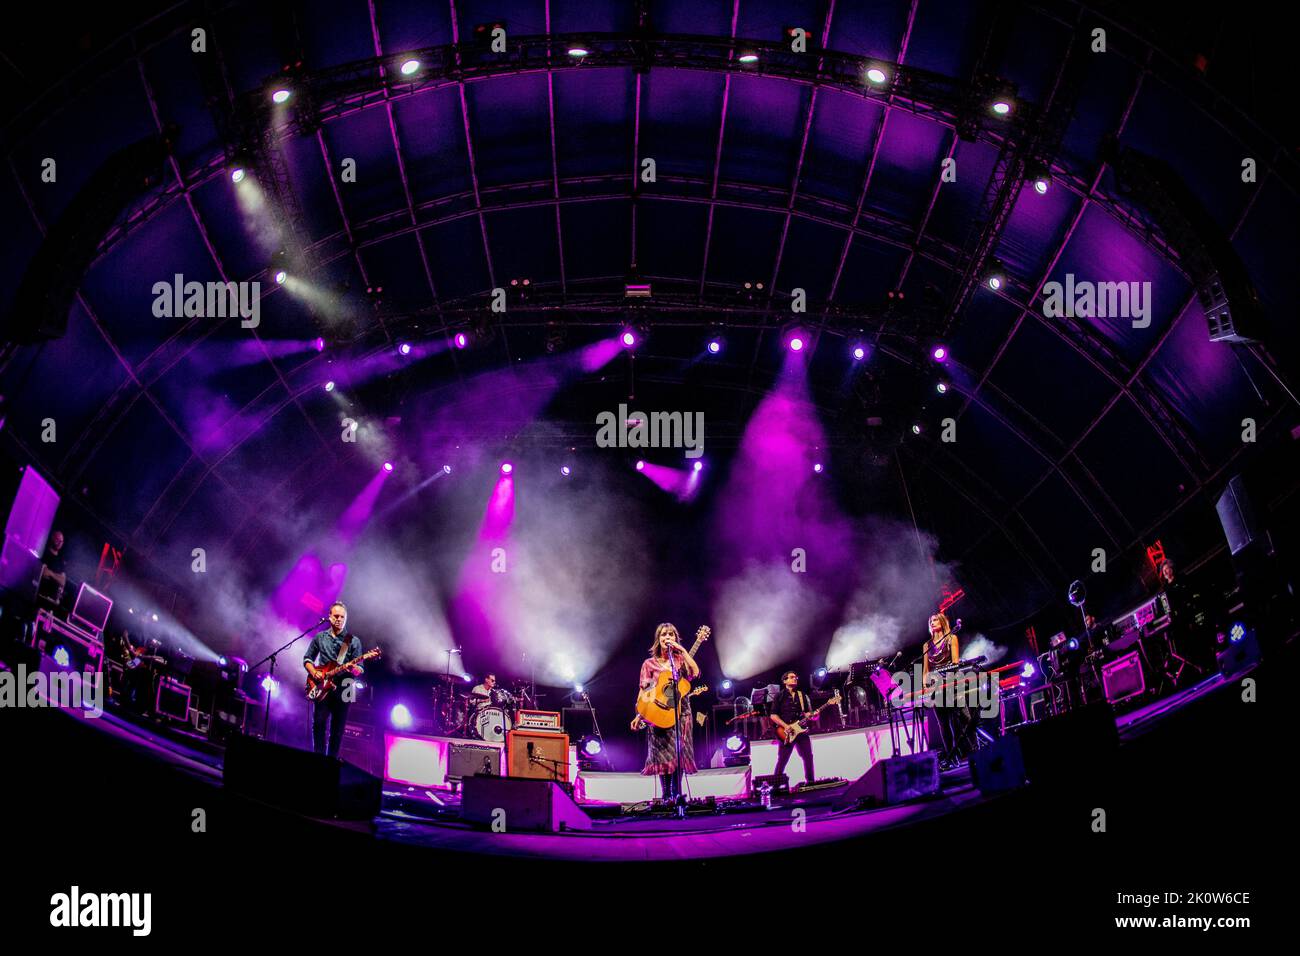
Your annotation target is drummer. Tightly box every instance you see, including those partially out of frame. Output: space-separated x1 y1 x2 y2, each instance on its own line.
470 673 499 709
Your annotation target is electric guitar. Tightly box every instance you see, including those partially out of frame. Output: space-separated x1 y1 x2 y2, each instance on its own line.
633 685 709 731
636 626 711 728
774 691 842 744
305 647 382 701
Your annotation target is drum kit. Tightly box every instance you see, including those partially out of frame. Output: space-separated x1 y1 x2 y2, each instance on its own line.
432 675 539 741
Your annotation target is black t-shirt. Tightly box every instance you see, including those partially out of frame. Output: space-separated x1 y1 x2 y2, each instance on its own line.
772 688 810 725
43 547 66 575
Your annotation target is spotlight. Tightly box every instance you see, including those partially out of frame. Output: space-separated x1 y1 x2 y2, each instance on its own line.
274 270 287 285
931 344 948 362
621 329 637 348
812 667 828 689
718 679 735 701
442 464 452 474
568 46 589 58
1229 622 1246 643
813 462 823 474
261 675 278 694
324 381 335 392
725 734 745 753
390 703 412 729
151 613 159 622
271 88 292 104
560 465 572 477
313 337 325 352
788 335 804 352
852 345 866 361
399 58 421 76
230 168 246 184
911 424 922 435
573 683 584 694
738 52 759 64
936 382 948 394
866 66 889 85
692 460 703 472
1033 174 1050 195
990 98 1012 116
985 268 1004 291
581 736 602 756
453 332 468 349
398 342 411 355
218 656 228 667
707 339 722 354
500 462 513 475
635 460 645 471
383 461 394 473
52 646 70 668
1021 662 1035 679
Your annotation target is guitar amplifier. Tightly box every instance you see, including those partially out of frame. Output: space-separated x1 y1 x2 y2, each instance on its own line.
515 709 563 731
155 677 191 721
1101 650 1145 704
448 741 502 781
506 730 569 782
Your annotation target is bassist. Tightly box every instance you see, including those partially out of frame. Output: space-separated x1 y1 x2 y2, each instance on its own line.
769 671 816 786
303 602 364 757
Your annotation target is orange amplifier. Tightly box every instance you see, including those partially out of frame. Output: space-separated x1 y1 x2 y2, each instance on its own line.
514 709 562 731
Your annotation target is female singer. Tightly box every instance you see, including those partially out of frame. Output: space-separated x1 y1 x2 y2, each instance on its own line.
921 611 967 768
631 623 700 801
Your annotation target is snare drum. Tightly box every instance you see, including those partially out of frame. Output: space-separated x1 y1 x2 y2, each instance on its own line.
474 706 511 743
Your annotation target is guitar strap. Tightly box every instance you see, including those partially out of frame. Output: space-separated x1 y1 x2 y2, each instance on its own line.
334 634 351 666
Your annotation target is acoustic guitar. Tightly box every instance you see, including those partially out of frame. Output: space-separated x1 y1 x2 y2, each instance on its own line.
635 625 710 728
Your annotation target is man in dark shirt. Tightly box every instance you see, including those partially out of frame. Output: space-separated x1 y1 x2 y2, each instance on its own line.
302 601 364 757
38 530 68 603
769 670 816 786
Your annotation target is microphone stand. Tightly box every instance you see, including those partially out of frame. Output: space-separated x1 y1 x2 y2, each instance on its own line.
580 690 606 771
667 646 686 819
249 618 324 740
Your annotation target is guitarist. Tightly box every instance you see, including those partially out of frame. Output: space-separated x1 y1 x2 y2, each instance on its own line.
769 671 816 786
632 623 700 802
303 602 365 757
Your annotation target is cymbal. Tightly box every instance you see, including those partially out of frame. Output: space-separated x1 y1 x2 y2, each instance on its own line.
433 673 467 683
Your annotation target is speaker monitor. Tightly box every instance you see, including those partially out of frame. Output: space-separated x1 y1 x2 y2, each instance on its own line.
1013 701 1118 787
970 735 1027 794
506 729 569 782
833 752 939 809
461 776 591 832
448 741 502 780
223 733 382 820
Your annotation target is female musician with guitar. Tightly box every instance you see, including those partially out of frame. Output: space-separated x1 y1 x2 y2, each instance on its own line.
630 623 706 802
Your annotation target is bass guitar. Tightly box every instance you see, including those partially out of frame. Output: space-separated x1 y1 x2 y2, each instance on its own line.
774 691 842 744
305 647 382 701
636 625 710 729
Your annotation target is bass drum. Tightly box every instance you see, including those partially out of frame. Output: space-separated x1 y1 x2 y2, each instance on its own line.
475 706 511 743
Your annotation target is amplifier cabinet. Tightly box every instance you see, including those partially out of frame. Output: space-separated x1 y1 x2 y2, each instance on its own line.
506 729 569 782
1101 650 1145 704
155 678 192 721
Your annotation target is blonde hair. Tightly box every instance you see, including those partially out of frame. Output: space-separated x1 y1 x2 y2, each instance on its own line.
650 622 679 655
928 612 949 637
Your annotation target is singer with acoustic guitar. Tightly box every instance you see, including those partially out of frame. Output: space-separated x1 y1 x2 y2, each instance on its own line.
631 622 705 802
303 601 366 757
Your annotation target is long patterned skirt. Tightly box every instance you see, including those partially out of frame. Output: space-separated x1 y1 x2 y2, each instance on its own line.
641 704 697 775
